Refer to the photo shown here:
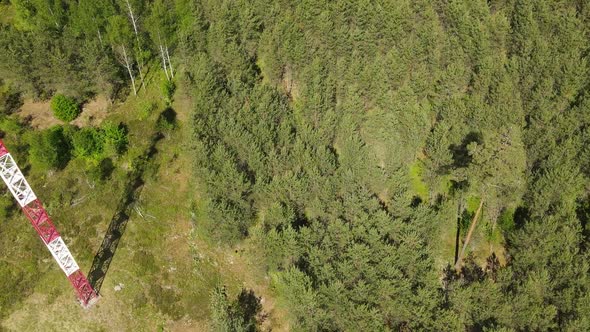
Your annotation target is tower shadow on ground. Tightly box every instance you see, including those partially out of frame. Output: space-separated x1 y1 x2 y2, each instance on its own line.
87 131 164 294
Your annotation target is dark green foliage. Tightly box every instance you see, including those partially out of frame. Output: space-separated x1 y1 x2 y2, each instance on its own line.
50 94 81 122
68 123 129 161
209 286 262 332
28 125 71 170
71 127 104 160
184 0 590 330
156 107 177 132
0 82 22 115
0 193 14 219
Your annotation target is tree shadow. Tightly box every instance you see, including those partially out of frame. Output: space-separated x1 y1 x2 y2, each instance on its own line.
454 206 462 265
450 132 483 168
513 206 530 229
157 107 177 131
235 289 263 329
1 89 23 115
87 131 164 293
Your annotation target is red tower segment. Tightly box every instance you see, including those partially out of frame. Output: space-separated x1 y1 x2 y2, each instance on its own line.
0 141 98 307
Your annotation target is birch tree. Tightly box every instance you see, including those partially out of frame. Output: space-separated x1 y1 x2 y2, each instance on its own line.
147 0 176 80
107 15 137 96
121 0 147 90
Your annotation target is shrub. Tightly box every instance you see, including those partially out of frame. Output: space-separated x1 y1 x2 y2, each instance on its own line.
102 121 128 155
71 127 103 159
161 79 175 105
28 126 71 170
50 94 81 122
157 107 177 131
0 194 14 219
209 286 262 332
497 208 516 233
0 116 25 142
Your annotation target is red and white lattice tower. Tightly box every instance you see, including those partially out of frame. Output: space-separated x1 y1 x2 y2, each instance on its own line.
0 140 98 307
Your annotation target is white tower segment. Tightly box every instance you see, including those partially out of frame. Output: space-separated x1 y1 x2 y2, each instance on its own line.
0 141 97 306
0 152 37 207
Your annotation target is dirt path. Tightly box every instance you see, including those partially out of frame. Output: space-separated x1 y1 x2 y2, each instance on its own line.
455 199 485 270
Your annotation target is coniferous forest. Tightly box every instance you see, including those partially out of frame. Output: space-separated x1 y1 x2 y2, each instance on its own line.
1 0 590 331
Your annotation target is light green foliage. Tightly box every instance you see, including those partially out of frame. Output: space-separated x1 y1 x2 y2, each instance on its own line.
106 14 133 46
497 208 516 234
161 79 175 105
102 121 128 155
138 101 157 120
0 116 25 143
71 127 104 160
409 161 429 203
50 94 81 122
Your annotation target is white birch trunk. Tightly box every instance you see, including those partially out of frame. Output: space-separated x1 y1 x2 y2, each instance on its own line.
125 0 140 43
165 44 174 78
124 0 145 90
158 32 170 80
121 45 137 96
160 44 170 80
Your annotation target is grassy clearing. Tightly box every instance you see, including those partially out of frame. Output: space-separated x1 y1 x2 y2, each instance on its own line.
430 198 462 269
1 67 286 330
409 161 429 203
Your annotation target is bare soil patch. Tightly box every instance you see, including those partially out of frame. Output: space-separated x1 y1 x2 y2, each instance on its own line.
17 95 110 129
17 99 60 129
72 96 111 127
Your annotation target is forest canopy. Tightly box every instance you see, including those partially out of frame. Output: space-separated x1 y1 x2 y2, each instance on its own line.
1 0 590 330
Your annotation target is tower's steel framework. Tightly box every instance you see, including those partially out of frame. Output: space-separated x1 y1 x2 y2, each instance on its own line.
0 141 97 306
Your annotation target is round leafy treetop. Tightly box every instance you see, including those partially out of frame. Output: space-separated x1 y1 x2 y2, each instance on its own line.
50 94 81 122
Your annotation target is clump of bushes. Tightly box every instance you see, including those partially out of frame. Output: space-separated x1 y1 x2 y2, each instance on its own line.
68 122 128 161
71 127 104 159
50 94 81 122
28 125 71 170
27 122 128 178
86 158 115 182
